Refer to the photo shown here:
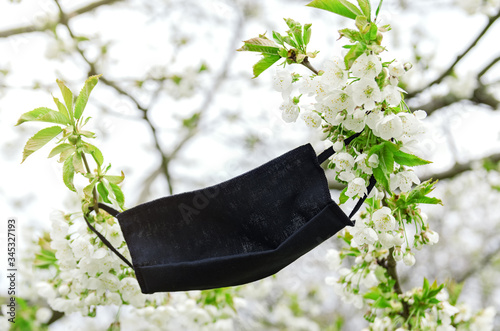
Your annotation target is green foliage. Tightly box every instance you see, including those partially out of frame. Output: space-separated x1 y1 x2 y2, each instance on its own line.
238 20 318 77
306 0 363 20
18 76 126 212
397 180 443 207
21 126 63 163
74 74 102 119
15 107 70 126
253 54 282 78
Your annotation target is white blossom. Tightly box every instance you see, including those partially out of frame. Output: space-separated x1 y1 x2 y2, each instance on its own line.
374 113 403 140
333 140 344 152
389 61 405 77
346 177 367 198
321 57 348 87
35 307 53 324
332 152 355 172
403 252 416 266
390 170 421 192
383 84 406 106
372 207 397 232
351 78 382 110
301 111 322 128
272 68 293 95
280 99 299 123
325 249 342 270
351 53 382 79
322 89 355 114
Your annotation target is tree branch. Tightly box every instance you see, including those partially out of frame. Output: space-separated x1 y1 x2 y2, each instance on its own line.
0 0 124 38
328 152 500 190
407 9 500 99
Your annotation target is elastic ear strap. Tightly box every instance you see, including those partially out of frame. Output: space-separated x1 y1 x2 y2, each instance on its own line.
317 131 363 164
84 206 134 269
349 175 377 220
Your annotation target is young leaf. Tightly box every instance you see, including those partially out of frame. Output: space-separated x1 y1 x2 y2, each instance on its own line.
16 107 70 126
83 142 104 167
74 74 102 120
63 154 76 192
59 147 75 163
307 0 363 20
83 177 99 199
357 0 371 19
56 79 74 117
237 37 281 55
104 171 125 184
303 23 312 45
373 166 390 192
109 182 125 209
52 96 71 122
72 152 86 173
344 42 366 69
48 143 74 158
21 126 63 163
253 54 281 78
272 31 285 46
97 182 112 204
393 150 431 166
339 187 349 204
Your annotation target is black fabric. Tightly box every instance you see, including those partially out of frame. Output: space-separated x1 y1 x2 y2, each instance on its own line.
86 137 376 293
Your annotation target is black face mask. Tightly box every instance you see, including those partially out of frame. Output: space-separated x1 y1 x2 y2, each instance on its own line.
85 133 375 294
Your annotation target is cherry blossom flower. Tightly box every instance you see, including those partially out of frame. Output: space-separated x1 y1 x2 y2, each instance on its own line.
374 113 403 140
321 57 348 88
390 170 420 192
351 78 382 110
351 53 382 79
280 99 299 123
346 177 367 198
301 111 322 128
372 207 397 232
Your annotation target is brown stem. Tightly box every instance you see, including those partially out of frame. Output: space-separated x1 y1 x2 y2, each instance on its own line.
407 9 500 98
382 247 410 319
301 57 319 75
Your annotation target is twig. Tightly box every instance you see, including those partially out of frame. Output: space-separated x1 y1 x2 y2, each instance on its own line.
81 153 99 213
301 57 319 75
380 247 410 319
0 0 124 38
478 55 500 80
407 9 500 99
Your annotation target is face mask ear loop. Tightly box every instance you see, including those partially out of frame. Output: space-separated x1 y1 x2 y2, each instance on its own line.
84 204 134 269
316 130 377 222
348 175 376 221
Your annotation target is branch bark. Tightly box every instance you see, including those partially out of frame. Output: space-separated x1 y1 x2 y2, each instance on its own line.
0 0 124 38
407 9 500 99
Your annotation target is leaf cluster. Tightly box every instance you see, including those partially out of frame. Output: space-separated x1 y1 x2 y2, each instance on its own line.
237 19 318 78
16 76 125 209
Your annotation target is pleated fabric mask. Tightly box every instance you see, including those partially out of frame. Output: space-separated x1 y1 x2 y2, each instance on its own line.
85 132 376 293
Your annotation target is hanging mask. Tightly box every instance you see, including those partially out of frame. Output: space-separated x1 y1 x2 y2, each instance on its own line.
85 132 376 293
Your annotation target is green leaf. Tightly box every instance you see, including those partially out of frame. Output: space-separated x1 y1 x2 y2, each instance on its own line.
16 107 70 126
59 147 75 163
48 143 74 158
307 0 363 20
104 171 125 184
357 0 371 19
56 79 74 118
253 54 281 78
83 142 104 166
372 296 392 308
339 28 362 42
72 152 86 173
21 126 63 163
272 31 285 46
97 182 111 203
83 177 98 199
368 23 378 40
393 150 431 166
375 0 384 19
74 74 101 120
339 187 349 204
52 96 71 121
373 166 390 192
63 154 76 192
303 23 312 45
237 37 281 55
343 42 366 69
109 182 125 208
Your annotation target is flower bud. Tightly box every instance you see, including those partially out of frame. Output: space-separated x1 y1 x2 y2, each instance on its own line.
404 62 413 71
